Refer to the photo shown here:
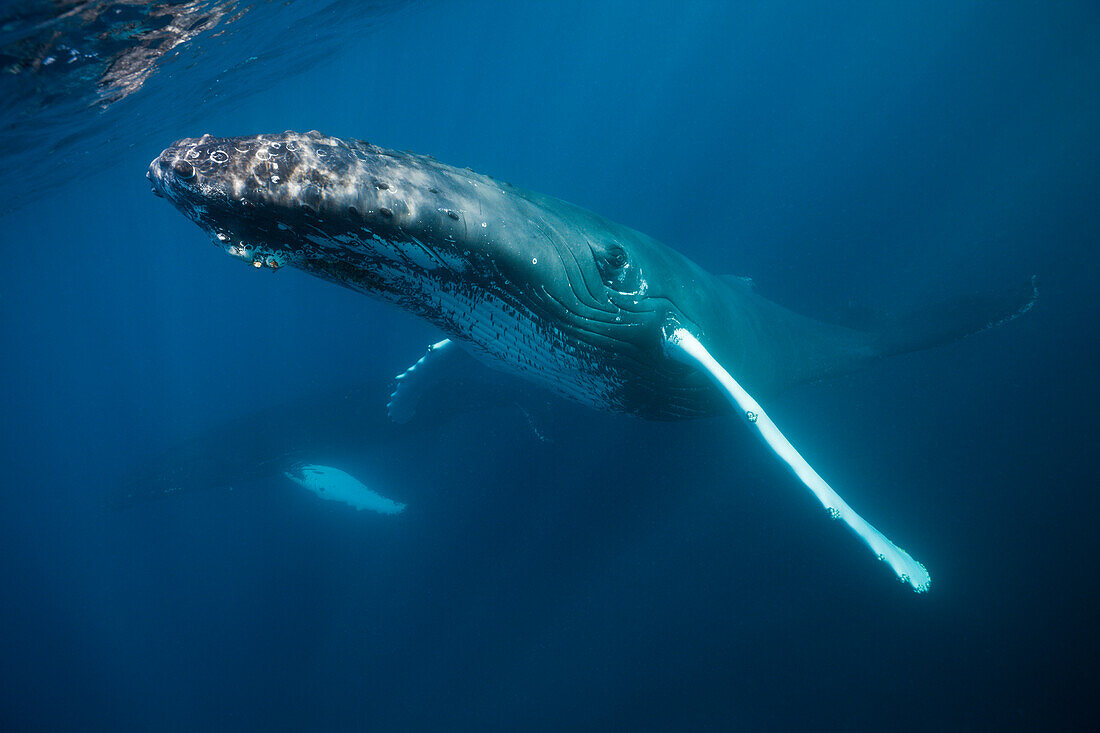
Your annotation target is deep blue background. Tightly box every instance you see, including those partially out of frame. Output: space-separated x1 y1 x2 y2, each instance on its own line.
1 1 1097 729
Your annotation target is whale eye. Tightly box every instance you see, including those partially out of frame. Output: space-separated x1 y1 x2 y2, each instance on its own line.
595 245 628 277
594 245 642 294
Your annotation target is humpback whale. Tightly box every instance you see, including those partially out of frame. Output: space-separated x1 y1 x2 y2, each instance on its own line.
149 130 1037 592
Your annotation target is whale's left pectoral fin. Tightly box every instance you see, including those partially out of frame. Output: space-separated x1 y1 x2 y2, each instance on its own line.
662 325 931 593
388 339 463 423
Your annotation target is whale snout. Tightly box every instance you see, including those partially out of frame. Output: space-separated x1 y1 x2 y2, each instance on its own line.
148 130 368 216
149 130 561 285
148 131 388 272
147 147 200 204
147 134 242 206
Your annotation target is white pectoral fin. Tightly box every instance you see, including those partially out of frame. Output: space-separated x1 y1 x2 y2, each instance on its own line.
387 339 455 423
663 326 931 593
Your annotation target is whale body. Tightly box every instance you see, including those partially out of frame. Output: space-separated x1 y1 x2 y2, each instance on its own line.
149 131 1037 591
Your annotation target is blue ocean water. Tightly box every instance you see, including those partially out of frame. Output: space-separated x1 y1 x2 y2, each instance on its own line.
1 1 1097 729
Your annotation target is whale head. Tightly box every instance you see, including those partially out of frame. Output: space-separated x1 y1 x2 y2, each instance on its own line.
149 131 647 295
149 130 714 416
148 130 389 271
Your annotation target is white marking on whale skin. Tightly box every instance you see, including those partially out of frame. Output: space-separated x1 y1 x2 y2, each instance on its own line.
664 327 931 593
285 464 406 514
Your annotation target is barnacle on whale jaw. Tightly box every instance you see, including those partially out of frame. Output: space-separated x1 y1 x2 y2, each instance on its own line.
210 229 294 270
225 240 293 270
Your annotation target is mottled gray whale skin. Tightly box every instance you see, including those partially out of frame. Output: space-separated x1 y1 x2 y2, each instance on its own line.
148 131 1035 421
